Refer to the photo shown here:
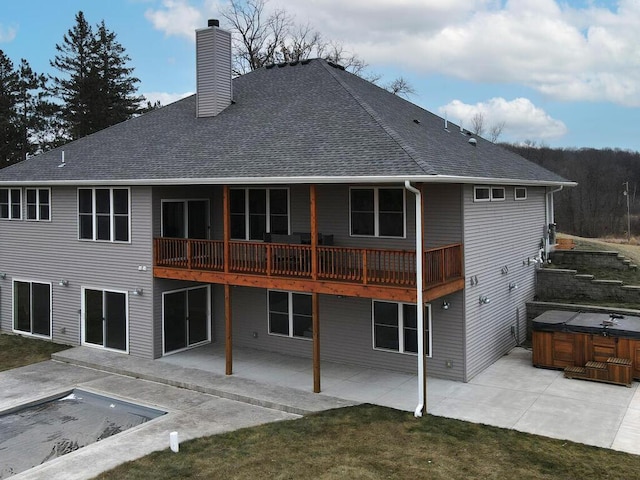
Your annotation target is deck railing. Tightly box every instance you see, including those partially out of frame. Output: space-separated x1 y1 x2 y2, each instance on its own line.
154 238 463 288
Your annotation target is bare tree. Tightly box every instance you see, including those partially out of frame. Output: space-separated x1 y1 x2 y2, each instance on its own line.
220 0 413 96
488 121 505 143
385 77 415 99
471 112 485 137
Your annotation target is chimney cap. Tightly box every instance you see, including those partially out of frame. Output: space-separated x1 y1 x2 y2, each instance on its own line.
208 19 220 27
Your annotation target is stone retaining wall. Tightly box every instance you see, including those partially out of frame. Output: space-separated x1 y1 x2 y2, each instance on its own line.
536 268 640 304
550 250 636 271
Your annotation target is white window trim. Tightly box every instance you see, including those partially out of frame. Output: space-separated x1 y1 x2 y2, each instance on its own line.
11 278 52 339
80 286 130 354
473 186 491 203
161 285 212 356
25 188 51 222
349 186 406 238
491 187 506 201
160 198 211 239
267 290 313 340
514 187 528 201
77 187 131 243
230 187 290 241
0 188 23 220
371 300 432 357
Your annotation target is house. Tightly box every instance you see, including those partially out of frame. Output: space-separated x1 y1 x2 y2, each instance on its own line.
0 20 573 413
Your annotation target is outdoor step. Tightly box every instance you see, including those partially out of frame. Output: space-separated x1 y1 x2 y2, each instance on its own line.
585 361 608 369
607 357 632 366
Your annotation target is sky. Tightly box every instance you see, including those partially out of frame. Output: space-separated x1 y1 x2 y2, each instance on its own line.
1 0 640 152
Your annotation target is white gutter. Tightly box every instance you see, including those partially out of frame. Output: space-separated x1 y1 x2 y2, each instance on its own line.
404 180 425 418
0 174 577 188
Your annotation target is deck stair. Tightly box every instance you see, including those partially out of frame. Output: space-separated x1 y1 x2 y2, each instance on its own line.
564 357 632 387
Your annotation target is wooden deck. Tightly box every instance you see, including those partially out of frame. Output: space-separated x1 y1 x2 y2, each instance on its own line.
153 238 465 302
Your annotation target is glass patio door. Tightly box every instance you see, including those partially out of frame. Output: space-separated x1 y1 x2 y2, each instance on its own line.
162 200 208 239
163 286 210 354
84 289 127 351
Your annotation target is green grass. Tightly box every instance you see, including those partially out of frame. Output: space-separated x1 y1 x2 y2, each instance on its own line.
0 334 69 371
95 404 640 480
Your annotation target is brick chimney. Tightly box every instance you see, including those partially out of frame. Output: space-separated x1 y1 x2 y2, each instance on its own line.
195 19 232 117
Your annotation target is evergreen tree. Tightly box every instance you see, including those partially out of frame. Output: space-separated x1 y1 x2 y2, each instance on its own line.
93 21 142 129
50 11 95 141
0 51 20 165
50 11 142 141
15 59 55 160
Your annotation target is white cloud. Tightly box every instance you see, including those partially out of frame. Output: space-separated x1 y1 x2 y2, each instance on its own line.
274 0 640 106
144 0 640 106
143 91 194 106
439 97 568 142
0 23 17 43
144 0 206 41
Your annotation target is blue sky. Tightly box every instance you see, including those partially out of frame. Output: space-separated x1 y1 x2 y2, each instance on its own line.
1 0 640 152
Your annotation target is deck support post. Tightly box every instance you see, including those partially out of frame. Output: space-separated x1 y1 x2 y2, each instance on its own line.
225 283 232 375
312 292 320 393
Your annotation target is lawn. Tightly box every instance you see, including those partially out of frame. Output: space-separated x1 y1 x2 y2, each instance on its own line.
0 333 69 371
95 404 640 480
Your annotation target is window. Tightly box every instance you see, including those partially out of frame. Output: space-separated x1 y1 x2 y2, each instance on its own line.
13 280 51 337
161 199 209 239
514 187 527 200
230 188 289 240
78 188 130 242
350 187 405 237
268 290 313 339
372 301 431 356
474 185 506 202
26 188 51 221
0 188 22 219
491 187 505 201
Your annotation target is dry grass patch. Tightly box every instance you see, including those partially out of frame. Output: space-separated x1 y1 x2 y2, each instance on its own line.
95 404 640 480
0 334 69 371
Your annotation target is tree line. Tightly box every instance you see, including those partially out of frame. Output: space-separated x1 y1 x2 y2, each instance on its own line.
505 144 639 239
1 11 144 167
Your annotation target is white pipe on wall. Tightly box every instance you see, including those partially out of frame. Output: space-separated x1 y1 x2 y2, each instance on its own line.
404 181 425 418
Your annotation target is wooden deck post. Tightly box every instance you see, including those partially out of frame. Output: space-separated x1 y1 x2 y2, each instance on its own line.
312 292 320 393
223 185 230 274
225 283 232 375
310 184 318 280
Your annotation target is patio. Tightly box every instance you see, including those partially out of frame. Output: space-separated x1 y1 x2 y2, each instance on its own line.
52 343 640 456
158 343 640 455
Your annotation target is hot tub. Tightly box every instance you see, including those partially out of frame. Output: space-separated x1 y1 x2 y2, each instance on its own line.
532 310 640 384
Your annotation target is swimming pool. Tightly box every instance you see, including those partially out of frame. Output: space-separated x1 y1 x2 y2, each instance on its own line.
0 389 166 479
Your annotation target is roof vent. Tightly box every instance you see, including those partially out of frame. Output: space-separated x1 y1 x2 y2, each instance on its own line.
468 138 477 146
413 119 420 124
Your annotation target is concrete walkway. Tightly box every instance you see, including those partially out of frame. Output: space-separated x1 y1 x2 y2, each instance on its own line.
3 345 640 478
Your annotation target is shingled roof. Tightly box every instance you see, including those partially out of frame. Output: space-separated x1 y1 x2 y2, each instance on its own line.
0 58 571 186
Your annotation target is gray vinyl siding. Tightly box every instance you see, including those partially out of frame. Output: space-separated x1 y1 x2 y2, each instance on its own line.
227 286 464 380
423 183 463 247
195 26 232 118
463 185 546 380
0 186 154 357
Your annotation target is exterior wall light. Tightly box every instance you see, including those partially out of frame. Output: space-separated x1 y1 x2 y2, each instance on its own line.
0 273 6 280
441 300 450 310
479 295 490 305
132 288 144 296
59 279 69 287
509 282 518 291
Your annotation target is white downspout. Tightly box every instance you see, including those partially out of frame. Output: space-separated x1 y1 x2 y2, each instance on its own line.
405 181 425 418
545 186 563 257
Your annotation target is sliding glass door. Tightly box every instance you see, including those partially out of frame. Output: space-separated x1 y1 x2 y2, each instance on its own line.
163 286 210 354
83 288 128 352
